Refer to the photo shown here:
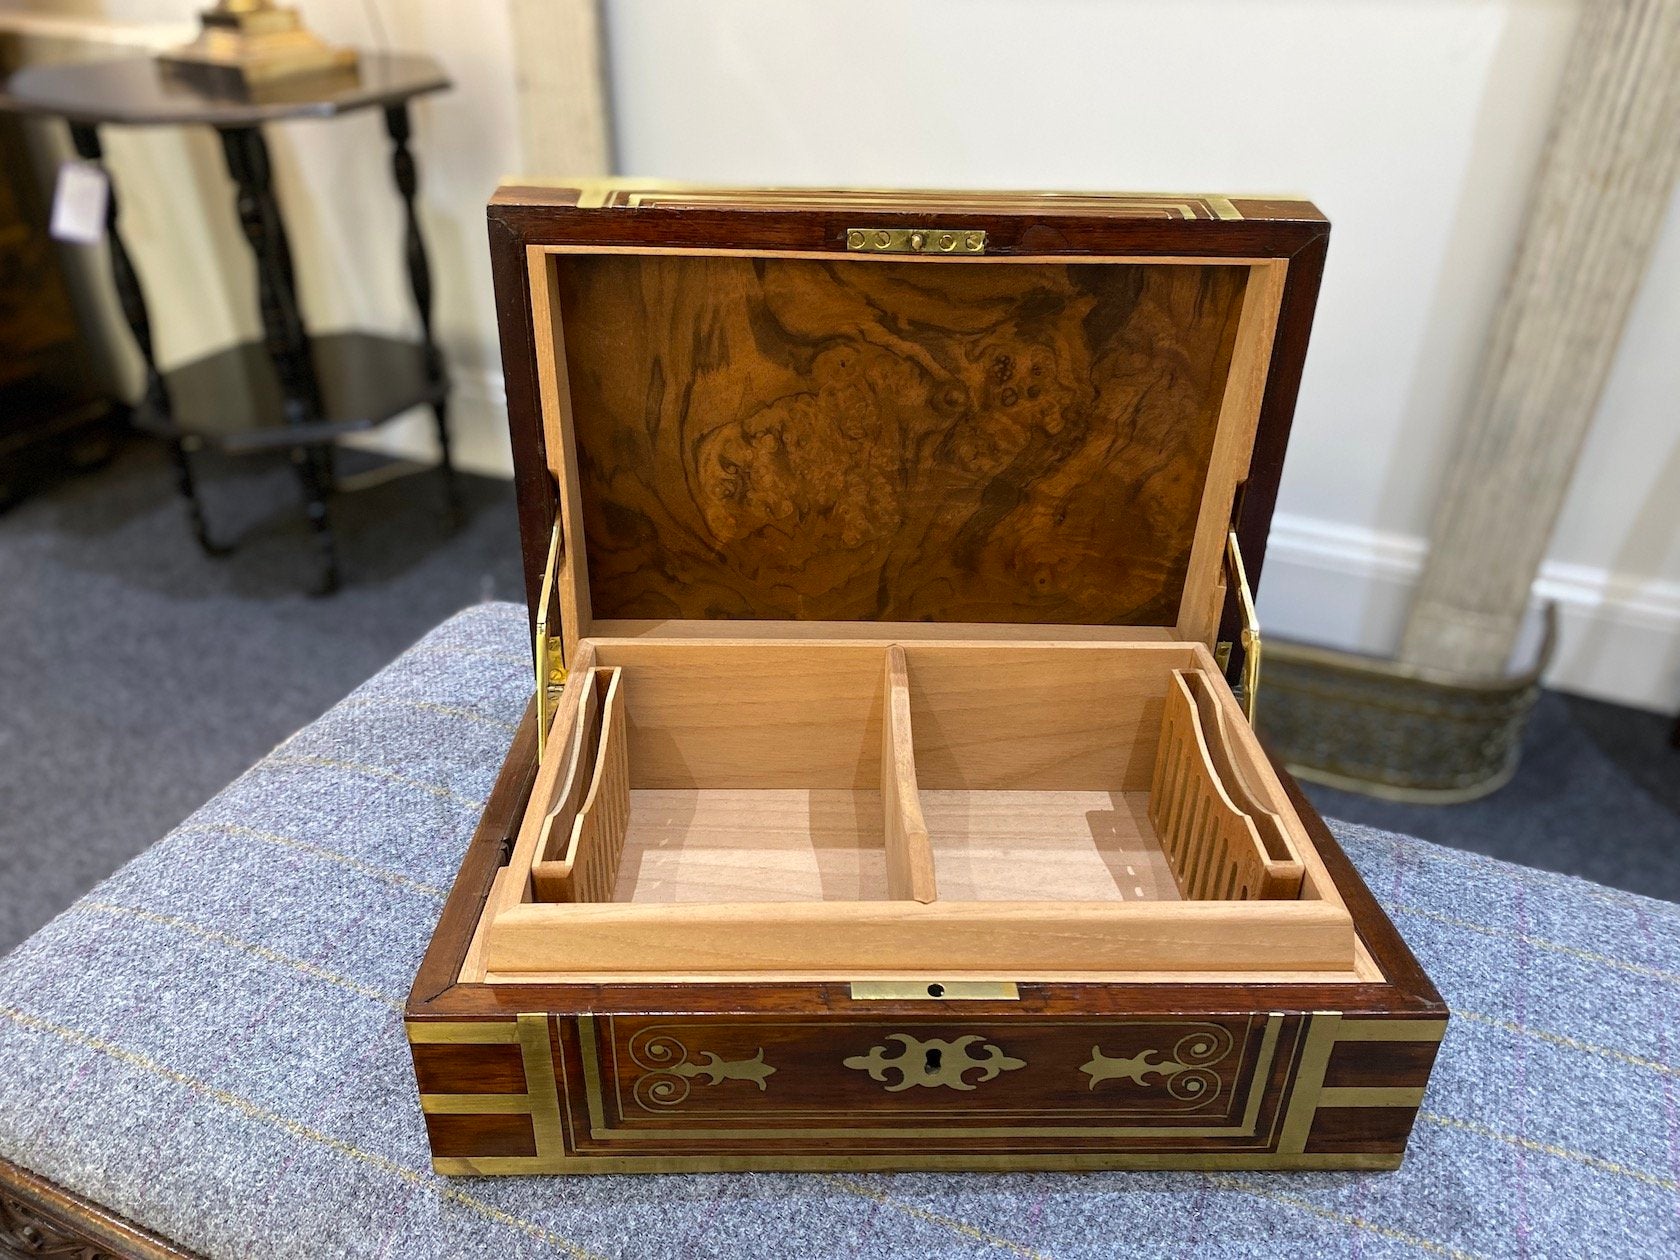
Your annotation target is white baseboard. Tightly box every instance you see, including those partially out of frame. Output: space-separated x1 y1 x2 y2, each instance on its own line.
1259 513 1680 714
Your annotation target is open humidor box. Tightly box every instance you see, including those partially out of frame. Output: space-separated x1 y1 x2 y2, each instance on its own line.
408 184 1445 1174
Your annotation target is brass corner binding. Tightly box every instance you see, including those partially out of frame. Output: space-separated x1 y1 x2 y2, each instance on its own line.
534 521 567 760
1222 530 1262 723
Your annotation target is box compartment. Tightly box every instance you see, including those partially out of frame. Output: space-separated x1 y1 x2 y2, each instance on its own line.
474 638 1350 980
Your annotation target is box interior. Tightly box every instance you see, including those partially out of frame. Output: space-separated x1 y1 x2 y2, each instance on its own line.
469 236 1355 982
587 640 1233 906
468 638 1358 982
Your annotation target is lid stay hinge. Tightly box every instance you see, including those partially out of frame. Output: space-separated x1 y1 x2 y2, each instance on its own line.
534 519 567 761
1219 529 1262 724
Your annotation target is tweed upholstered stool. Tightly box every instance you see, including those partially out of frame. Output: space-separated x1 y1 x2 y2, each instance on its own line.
1 603 1675 1259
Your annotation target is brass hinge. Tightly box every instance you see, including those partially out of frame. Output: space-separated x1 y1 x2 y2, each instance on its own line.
534 520 567 761
1219 529 1262 724
846 226 987 255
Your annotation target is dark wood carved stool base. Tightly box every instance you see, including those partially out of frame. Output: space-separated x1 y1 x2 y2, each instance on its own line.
0 1156 195 1260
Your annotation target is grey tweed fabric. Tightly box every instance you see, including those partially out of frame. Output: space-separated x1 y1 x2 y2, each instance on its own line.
1 602 1676 1259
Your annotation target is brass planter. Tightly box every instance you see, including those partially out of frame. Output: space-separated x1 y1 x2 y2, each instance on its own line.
1257 609 1556 804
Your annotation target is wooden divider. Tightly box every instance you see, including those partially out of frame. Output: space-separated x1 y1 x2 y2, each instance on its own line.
882 645 936 902
1181 670 1303 887
532 669 631 902
1149 670 1303 900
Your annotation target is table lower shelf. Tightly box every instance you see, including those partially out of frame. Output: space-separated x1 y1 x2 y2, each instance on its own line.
136 331 445 453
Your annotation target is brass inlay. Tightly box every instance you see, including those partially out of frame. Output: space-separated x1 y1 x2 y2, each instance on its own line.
1224 529 1262 723
1080 1025 1235 1105
571 1013 1285 1143
419 1093 535 1115
846 226 987 255
423 1010 1430 1174
406 1020 520 1045
578 1013 610 1135
517 1012 567 1159
842 1033 1025 1092
1276 1011 1340 1155
433 1150 1403 1175
849 980 1020 1001
628 1027 776 1111
1319 1086 1428 1108
1334 1018 1448 1043
412 1015 565 1156
567 179 1248 221
534 520 566 761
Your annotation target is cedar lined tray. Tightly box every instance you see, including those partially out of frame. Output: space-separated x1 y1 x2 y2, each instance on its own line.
462 637 1355 983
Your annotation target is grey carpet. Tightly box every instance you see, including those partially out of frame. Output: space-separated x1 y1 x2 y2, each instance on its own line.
2 437 1676 956
2 603 1676 1259
0 439 522 953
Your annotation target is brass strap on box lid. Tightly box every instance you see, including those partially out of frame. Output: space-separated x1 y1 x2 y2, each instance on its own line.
1222 529 1262 723
534 520 566 760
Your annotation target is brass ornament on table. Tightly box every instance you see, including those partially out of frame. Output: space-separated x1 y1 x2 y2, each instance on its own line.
159 0 358 96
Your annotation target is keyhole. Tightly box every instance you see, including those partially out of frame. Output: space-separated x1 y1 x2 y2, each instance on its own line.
924 1047 943 1073
926 983 945 997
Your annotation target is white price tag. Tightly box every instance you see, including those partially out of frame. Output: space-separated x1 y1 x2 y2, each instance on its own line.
50 160 109 245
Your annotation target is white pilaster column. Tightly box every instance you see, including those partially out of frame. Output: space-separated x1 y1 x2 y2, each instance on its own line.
1400 0 1680 674
506 0 612 177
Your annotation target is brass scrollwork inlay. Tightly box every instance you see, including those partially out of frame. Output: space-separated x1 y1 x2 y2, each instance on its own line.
1080 1026 1234 1103
843 1033 1025 1092
629 1029 775 1111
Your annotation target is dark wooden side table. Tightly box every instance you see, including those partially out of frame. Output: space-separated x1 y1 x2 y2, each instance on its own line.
0 109 123 509
0 53 455 593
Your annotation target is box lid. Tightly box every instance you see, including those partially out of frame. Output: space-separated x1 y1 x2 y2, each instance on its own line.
488 181 1327 665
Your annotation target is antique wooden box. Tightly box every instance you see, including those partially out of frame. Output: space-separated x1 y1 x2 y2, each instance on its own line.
405 182 1445 1174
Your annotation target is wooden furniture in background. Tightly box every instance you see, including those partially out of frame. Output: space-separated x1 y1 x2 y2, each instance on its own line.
403 183 1444 1174
0 53 455 593
0 110 121 507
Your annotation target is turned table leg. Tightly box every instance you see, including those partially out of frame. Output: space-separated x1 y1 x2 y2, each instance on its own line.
69 122 225 557
217 123 340 594
384 102 458 520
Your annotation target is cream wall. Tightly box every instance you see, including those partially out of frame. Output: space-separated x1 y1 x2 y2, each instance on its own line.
602 0 1680 712
9 1 1677 710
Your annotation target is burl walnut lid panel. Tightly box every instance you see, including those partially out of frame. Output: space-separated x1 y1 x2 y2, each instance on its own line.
489 182 1328 647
